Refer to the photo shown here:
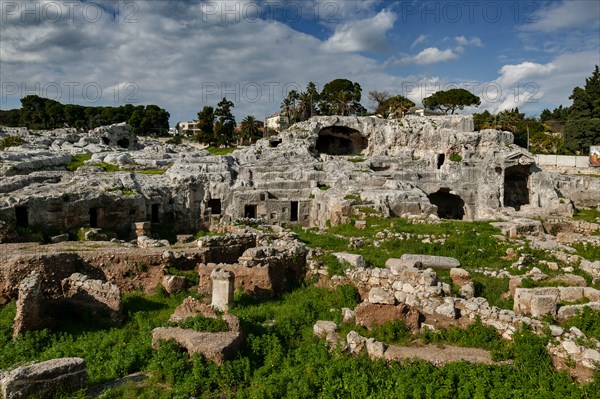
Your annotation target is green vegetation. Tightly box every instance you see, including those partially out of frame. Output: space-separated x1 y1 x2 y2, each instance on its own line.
423 88 481 115
318 185 331 191
561 307 600 340
165 314 228 332
121 189 135 196
195 98 236 147
66 155 96 172
368 91 415 118
343 194 361 202
0 135 25 150
348 157 366 163
574 208 600 223
571 242 600 262
206 146 237 155
0 95 169 134
449 153 463 162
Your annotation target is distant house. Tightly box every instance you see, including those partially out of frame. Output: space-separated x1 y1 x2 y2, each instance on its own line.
178 120 200 136
266 112 289 132
407 106 445 116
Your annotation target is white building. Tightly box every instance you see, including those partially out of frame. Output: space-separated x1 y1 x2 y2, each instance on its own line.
266 112 289 132
178 120 200 135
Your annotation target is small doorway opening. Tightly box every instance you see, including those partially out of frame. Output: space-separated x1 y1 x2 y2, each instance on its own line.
207 199 222 215
290 201 299 222
504 165 531 211
244 205 257 219
89 208 99 227
437 154 445 169
151 204 160 223
15 207 29 227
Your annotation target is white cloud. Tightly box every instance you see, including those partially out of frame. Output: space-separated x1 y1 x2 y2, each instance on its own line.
484 52 597 114
454 36 482 47
0 2 396 124
410 34 428 49
399 47 458 65
520 0 600 32
321 10 396 52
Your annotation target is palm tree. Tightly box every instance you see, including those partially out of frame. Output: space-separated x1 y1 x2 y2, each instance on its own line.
298 92 312 121
335 91 352 116
240 115 260 145
280 98 293 125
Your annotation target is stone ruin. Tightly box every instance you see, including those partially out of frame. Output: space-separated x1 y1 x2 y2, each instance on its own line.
310 252 600 378
0 357 87 399
12 271 121 337
151 297 243 364
1 115 595 241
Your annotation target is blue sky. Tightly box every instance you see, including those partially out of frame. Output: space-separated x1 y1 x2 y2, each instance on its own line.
1 0 599 125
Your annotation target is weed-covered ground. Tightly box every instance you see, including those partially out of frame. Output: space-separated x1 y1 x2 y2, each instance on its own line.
2 217 600 398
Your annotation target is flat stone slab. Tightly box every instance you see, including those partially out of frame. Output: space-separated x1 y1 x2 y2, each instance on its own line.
0 357 87 399
400 254 460 269
384 344 509 367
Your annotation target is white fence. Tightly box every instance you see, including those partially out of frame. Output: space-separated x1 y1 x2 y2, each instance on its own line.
534 155 593 168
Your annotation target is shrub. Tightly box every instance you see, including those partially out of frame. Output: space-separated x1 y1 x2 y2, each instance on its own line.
0 135 25 150
66 153 92 171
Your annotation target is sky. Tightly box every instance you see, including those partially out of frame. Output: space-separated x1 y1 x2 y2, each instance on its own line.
1 0 599 126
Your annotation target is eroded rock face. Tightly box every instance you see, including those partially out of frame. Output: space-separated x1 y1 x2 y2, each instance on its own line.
0 357 87 399
0 115 575 240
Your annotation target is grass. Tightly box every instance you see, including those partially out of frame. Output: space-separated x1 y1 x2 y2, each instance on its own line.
0 135 25 150
573 208 600 223
206 147 236 155
348 157 366 163
450 153 463 162
66 154 93 171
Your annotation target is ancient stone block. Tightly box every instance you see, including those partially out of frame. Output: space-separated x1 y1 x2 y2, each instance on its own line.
211 268 234 311
355 302 423 331
313 320 337 338
400 254 460 269
162 275 186 294
333 252 366 268
152 313 243 364
346 331 366 354
368 287 395 305
557 287 584 303
61 273 122 322
0 357 87 399
13 272 44 337
530 295 558 318
450 268 471 286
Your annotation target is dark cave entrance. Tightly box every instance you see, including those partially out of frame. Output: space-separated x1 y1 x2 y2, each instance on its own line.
290 201 299 222
208 199 222 215
151 204 160 223
316 126 367 155
504 165 531 211
428 190 465 220
15 206 29 227
244 205 257 219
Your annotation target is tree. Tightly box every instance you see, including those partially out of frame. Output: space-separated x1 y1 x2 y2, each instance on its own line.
368 90 390 113
422 88 481 114
196 106 215 144
306 82 320 117
375 95 415 118
564 65 600 153
214 98 235 147
319 78 364 116
239 115 261 145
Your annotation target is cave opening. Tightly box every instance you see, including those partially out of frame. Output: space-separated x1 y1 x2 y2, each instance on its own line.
428 190 465 220
315 126 367 155
504 165 531 211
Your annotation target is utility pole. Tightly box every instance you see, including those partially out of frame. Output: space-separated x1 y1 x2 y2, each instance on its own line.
527 125 530 151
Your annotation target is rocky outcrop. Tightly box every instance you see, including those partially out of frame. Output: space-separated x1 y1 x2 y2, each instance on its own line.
0 357 87 399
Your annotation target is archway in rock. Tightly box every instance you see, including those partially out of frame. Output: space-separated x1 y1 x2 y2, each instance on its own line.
315 126 367 155
428 190 465 220
504 165 531 210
